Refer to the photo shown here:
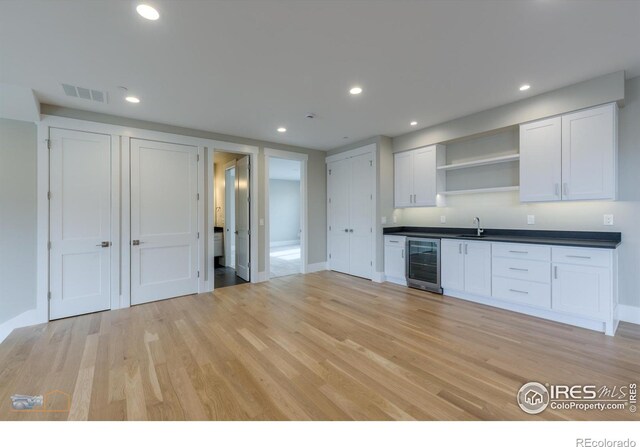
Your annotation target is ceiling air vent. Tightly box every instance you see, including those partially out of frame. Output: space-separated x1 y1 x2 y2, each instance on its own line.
61 84 108 103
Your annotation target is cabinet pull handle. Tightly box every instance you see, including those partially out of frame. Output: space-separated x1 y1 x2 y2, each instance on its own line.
566 255 591 259
554 266 558 279
409 194 412 204
509 267 528 272
509 289 529 294
401 249 404 259
458 243 462 254
563 182 568 196
464 243 468 255
413 194 417 203
388 240 398 243
555 183 560 196
509 250 528 254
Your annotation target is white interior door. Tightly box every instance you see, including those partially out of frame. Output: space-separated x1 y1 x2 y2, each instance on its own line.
130 139 198 305
224 166 236 268
235 156 250 281
348 153 373 279
327 160 350 274
49 128 111 319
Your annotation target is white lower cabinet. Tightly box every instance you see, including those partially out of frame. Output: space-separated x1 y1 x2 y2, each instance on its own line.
441 239 491 295
384 235 406 285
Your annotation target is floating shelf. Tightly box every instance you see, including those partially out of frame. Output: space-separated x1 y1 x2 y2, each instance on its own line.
440 186 520 196
436 153 520 171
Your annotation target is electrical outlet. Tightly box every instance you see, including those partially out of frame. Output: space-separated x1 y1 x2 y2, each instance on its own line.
527 215 535 225
603 214 614 226
259 218 264 226
381 216 387 224
392 215 397 224
440 215 446 224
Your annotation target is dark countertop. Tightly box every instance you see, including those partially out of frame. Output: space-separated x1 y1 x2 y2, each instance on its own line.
383 226 621 249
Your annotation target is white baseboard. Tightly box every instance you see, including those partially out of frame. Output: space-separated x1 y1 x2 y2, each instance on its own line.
0 308 42 344
371 271 385 283
255 271 269 283
385 276 407 286
270 240 300 248
306 262 327 273
619 304 640 325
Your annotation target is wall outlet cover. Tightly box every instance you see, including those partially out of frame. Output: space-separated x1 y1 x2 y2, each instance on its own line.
440 216 446 224
392 215 397 223
527 215 535 225
603 214 614 226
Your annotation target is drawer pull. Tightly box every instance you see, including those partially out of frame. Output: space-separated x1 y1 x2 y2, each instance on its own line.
509 250 528 254
554 266 558 279
509 288 529 294
566 255 591 259
509 267 529 272
388 240 399 243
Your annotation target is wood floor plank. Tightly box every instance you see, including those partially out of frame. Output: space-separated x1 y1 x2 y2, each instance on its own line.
0 271 638 420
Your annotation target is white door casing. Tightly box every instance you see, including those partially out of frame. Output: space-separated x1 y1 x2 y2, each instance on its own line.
49 128 112 319
235 156 250 281
130 139 199 305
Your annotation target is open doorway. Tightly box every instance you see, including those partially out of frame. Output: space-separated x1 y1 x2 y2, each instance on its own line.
213 151 250 288
265 150 308 279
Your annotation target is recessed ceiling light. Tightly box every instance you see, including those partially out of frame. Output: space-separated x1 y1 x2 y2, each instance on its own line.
136 4 160 21
277 127 287 133
349 86 363 95
410 121 418 126
125 96 140 104
519 84 531 91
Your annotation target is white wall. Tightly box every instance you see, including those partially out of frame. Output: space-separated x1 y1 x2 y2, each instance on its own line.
0 118 37 324
269 179 300 245
391 76 640 308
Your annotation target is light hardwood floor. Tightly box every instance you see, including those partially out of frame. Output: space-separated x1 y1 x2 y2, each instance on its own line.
0 271 638 421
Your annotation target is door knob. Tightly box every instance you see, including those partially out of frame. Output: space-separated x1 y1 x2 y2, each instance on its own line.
96 241 111 248
344 229 349 232
132 240 143 246
349 229 354 233
234 230 239 235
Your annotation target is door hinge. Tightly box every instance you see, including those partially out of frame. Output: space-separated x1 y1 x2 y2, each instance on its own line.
197 232 200 239
197 193 200 200
47 191 51 200
247 229 251 235
370 227 372 233
46 139 51 150
47 291 51 300
370 261 373 266
370 194 373 200
48 241 52 250
369 160 373 167
329 253 332 259
328 198 332 204
328 169 332 175
329 225 331 231
197 154 200 162
197 271 200 278
248 261 251 269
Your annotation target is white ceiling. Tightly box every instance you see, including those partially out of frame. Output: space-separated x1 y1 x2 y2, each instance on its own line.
1 1 639 150
269 158 300 181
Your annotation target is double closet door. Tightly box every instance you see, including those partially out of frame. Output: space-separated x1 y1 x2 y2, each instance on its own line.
327 151 374 280
49 128 199 319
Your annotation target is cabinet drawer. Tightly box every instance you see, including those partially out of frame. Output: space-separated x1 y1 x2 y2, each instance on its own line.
552 247 611 267
384 235 406 246
492 257 550 283
492 243 550 261
492 277 551 309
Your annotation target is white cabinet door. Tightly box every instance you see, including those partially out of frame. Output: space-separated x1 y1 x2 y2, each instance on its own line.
413 146 437 207
441 239 465 291
384 244 405 281
49 128 112 319
348 153 373 279
561 103 616 200
520 117 562 202
552 263 610 319
327 160 350 274
130 139 199 305
463 241 492 296
394 151 413 208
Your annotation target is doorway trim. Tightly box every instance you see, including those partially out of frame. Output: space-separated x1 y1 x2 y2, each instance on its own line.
207 144 260 288
264 148 308 278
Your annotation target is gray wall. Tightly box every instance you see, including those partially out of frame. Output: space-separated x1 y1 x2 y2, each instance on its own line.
389 76 640 308
40 104 328 272
269 179 301 244
0 118 36 324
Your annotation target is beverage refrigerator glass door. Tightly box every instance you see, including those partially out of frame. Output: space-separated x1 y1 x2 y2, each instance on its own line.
406 237 442 294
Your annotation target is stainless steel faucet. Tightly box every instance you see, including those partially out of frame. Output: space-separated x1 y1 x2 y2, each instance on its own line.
473 217 484 236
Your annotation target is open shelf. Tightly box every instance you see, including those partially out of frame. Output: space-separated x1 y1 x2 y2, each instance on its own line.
440 186 520 196
437 153 519 171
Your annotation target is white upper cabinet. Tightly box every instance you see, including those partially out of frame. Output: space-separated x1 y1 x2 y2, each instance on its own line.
520 103 617 203
561 103 617 200
520 116 562 202
394 145 437 208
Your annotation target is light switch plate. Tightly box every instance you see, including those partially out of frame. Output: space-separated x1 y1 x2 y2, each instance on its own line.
381 216 387 224
603 214 614 226
440 215 446 224
392 215 397 224
527 215 535 225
